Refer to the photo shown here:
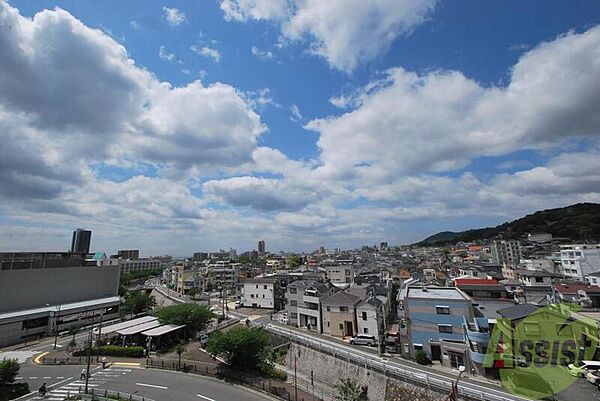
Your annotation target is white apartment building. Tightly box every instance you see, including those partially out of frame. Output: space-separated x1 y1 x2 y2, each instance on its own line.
520 258 555 272
326 265 354 285
118 258 161 274
242 278 277 309
561 244 600 280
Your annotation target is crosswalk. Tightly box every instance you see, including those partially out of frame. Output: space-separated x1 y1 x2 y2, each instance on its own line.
41 367 133 401
0 350 38 363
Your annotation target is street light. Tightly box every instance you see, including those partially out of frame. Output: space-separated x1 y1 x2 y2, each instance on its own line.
46 303 62 349
446 365 466 401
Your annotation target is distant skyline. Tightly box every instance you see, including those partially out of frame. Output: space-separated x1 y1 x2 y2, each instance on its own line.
0 0 599 254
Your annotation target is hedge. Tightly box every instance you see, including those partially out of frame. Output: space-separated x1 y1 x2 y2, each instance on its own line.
73 345 144 358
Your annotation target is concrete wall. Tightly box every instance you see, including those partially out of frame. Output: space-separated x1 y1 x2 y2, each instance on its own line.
0 265 120 313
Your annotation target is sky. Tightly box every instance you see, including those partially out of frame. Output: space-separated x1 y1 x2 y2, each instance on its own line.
0 0 599 256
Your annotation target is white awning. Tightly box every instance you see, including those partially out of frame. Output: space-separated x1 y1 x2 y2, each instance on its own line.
142 324 185 337
96 316 156 335
117 320 162 336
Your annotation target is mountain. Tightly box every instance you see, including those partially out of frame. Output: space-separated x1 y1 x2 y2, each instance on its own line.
418 203 600 246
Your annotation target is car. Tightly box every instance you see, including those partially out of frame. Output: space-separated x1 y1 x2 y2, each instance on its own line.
349 334 377 346
568 361 600 377
234 300 241 309
587 371 600 384
199 334 209 348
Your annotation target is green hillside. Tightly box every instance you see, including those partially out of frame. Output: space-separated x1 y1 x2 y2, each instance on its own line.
418 203 600 246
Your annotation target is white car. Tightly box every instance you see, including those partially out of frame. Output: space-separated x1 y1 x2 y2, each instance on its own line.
586 371 599 384
568 361 600 377
349 334 377 346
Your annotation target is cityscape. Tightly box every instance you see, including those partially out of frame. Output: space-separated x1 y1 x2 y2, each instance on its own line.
1 1 600 401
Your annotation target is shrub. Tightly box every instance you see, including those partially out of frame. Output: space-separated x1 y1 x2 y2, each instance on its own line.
415 350 430 365
73 345 144 358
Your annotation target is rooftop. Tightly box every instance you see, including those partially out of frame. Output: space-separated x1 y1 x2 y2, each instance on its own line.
406 286 470 301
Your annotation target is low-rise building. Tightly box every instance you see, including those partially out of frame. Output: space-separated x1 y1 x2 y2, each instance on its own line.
286 280 332 332
117 258 161 274
326 265 354 285
561 244 600 280
242 277 284 310
322 291 361 337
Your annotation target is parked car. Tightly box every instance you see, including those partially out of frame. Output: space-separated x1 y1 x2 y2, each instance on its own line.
568 361 600 377
199 334 209 348
234 300 241 309
349 334 377 346
587 371 600 384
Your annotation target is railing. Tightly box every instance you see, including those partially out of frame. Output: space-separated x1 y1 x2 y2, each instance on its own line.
53 387 154 401
262 324 529 401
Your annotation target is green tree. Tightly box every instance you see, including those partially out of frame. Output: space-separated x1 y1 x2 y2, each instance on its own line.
156 303 214 334
335 377 368 401
123 291 156 315
286 255 303 268
0 359 29 401
415 350 429 365
206 326 269 370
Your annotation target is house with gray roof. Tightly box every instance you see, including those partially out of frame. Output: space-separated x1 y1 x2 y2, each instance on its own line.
322 291 362 337
285 280 333 333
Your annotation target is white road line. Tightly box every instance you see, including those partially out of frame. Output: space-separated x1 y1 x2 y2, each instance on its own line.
56 376 65 379
197 394 216 401
28 376 38 379
136 382 168 390
43 376 51 379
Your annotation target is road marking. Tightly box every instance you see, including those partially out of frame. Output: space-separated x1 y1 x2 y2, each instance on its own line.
112 362 140 367
197 394 216 401
33 351 49 364
56 376 65 379
137 382 168 390
43 376 51 379
29 376 38 379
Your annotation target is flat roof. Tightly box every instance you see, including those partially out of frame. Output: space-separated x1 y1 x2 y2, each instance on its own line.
406 286 469 300
117 320 162 336
142 324 185 337
95 316 157 335
0 296 121 321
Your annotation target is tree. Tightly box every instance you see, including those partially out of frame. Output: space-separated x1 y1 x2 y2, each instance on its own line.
0 359 29 401
286 255 303 268
175 343 185 369
415 350 430 365
156 303 214 334
206 326 269 370
123 291 156 315
335 377 367 401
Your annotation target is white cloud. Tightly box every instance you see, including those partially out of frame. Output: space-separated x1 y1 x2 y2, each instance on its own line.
221 0 290 21
222 0 438 72
129 20 141 30
251 46 274 60
163 6 186 27
159 45 176 61
290 104 302 122
191 45 222 62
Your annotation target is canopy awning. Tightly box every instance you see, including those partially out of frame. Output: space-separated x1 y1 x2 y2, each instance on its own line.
96 316 157 335
142 324 185 337
117 320 162 336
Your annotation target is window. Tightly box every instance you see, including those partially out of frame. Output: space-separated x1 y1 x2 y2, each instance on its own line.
535 277 544 283
264 285 268 289
340 306 349 312
362 311 367 320
290 300 297 306
250 294 254 298
363 328 369 334
290 313 297 319
326 306 330 311
289 288 297 294
339 323 344 330
256 285 258 289
438 325 452 334
436 306 450 315
327 321 330 327
262 294 265 298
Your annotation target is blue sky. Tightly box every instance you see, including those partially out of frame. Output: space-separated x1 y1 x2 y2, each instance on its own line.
0 0 599 255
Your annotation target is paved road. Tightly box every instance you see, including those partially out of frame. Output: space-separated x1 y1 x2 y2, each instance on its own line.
18 364 272 401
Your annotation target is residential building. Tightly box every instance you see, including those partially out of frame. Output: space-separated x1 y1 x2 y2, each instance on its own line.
117 258 161 274
172 265 205 296
207 266 239 289
326 265 354 285
286 280 332 333
401 286 488 374
117 250 139 259
356 296 385 341
490 240 522 267
527 233 553 243
71 228 92 254
454 278 507 299
514 269 559 287
242 277 284 310
520 258 555 272
258 240 266 255
322 292 361 337
193 252 209 262
560 244 600 280
554 283 600 307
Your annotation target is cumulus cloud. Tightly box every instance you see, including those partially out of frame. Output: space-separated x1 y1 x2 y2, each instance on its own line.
251 46 274 60
163 6 186 26
307 26 600 182
221 0 438 72
203 176 315 212
159 45 176 61
191 45 222 62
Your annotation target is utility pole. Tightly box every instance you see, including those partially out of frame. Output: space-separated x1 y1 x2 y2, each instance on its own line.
84 315 95 394
53 304 62 349
96 313 104 362
24 315 29 347
294 347 301 401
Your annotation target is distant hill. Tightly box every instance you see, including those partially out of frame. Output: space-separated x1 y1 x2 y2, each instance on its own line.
418 203 600 246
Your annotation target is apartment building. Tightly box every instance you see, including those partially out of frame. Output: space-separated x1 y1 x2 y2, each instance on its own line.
490 240 523 267
560 244 600 280
326 265 354 285
117 258 161 274
242 277 284 310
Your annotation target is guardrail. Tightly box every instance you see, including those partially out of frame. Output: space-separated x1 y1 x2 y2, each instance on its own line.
53 387 154 401
263 324 529 401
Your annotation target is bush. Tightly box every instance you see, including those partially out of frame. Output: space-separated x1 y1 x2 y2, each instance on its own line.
415 350 430 365
73 345 144 358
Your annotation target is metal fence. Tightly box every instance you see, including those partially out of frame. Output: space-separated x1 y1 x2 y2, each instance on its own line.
53 387 154 401
263 324 530 401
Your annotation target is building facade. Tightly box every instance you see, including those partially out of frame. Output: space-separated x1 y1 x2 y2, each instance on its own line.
560 244 600 280
490 240 522 267
242 277 283 309
71 229 92 254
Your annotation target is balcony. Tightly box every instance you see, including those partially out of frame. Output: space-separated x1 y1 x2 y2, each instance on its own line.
303 294 320 304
